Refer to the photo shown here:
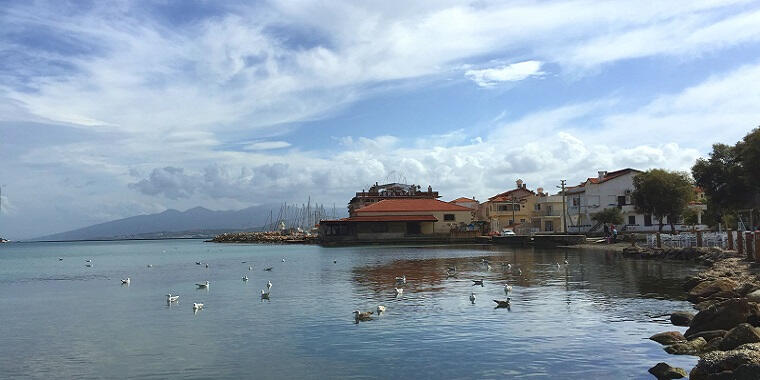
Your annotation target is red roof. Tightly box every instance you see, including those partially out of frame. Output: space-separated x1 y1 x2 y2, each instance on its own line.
355 198 472 213
488 187 535 201
450 197 477 203
329 215 439 222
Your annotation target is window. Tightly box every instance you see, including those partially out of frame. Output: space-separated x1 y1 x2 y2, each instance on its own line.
443 214 455 221
520 218 526 223
535 204 541 210
572 198 580 206
617 196 626 206
497 205 508 211
644 214 652 226
514 204 521 211
628 215 636 225
545 221 554 231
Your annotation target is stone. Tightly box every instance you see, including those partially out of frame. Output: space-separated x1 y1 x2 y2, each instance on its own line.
734 364 760 380
703 337 723 352
650 331 687 345
685 329 727 341
720 323 760 351
664 337 706 355
648 362 687 379
747 289 760 303
688 278 739 303
670 311 694 327
686 299 758 337
690 343 760 380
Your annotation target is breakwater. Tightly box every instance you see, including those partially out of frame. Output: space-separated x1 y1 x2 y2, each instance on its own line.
209 231 319 244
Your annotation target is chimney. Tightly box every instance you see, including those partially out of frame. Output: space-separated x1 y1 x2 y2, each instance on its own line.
598 171 607 180
516 179 523 188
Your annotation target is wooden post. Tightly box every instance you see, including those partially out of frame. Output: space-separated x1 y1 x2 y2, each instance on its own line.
656 232 662 248
696 231 703 247
755 232 760 262
748 232 756 260
727 230 734 251
738 231 744 256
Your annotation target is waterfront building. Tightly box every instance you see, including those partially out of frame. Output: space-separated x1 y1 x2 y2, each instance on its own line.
480 179 538 234
348 182 439 215
533 193 567 233
449 197 479 210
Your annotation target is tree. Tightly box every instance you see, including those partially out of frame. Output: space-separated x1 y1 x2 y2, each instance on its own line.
737 127 760 206
591 207 623 226
632 169 694 233
682 208 699 228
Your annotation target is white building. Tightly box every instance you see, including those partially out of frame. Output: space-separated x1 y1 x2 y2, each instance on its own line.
564 169 707 233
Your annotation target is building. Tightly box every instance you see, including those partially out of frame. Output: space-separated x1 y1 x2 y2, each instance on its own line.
480 179 538 234
320 198 475 243
348 182 439 215
564 168 707 233
450 197 479 210
533 193 567 233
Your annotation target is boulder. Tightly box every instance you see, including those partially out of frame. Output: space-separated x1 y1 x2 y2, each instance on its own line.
690 343 760 380
746 289 760 303
686 299 760 337
650 331 687 345
664 337 706 355
734 364 760 379
670 311 694 327
703 337 723 353
685 329 727 341
720 323 760 351
648 362 687 379
688 278 739 303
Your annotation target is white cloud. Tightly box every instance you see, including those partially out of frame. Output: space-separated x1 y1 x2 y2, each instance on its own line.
244 141 292 150
465 61 544 87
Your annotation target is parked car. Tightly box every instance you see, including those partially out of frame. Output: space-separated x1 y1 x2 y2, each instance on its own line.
501 229 516 236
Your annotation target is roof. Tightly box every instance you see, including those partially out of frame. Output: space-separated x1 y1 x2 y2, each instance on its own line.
566 168 642 190
355 198 472 213
324 215 439 223
488 187 535 201
450 197 477 203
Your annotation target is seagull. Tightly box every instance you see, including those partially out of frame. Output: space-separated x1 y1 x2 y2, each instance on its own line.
504 284 512 294
487 264 492 271
377 305 386 314
506 263 512 270
167 294 180 303
472 279 484 287
447 265 457 272
395 275 406 284
58 258 63 261
242 275 248 281
493 298 511 308
353 310 373 322
85 259 92 263
282 258 286 263
517 268 523 276
563 259 569 265
261 289 270 299
121 277 130 285
196 262 202 265
85 264 93 268
469 292 476 303
192 302 204 310
556 262 561 270
205 263 209 268
196 281 210 289
333 260 337 264
147 264 153 268
394 288 403 296
267 280 272 291
264 267 273 271
248 266 253 271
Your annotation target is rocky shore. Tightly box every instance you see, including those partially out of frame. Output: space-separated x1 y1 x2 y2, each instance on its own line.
209 231 319 244
628 246 760 379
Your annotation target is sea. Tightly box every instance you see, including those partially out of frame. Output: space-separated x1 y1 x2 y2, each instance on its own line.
0 240 701 379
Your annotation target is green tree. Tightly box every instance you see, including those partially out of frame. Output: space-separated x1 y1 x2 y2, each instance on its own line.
632 169 694 233
693 141 754 228
591 207 623 226
682 208 699 228
737 127 760 205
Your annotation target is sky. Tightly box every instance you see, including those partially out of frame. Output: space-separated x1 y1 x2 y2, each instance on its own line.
2 0 760 239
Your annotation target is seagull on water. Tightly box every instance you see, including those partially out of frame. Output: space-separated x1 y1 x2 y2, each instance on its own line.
556 262 561 270
282 258 286 263
196 281 210 289
469 292 476 304
261 289 270 299
394 288 403 296
205 263 209 268
196 262 202 265
506 263 512 270
517 268 523 276
147 264 153 268
85 264 93 268
504 283 513 294
167 294 180 303
248 266 253 271
58 258 63 261
493 298 511 308
121 277 130 285
192 302 204 310
472 279 484 287
85 259 92 263
264 267 273 271
395 275 406 284
242 275 248 281
563 259 569 265
377 305 386 314
353 310 373 322
267 280 272 291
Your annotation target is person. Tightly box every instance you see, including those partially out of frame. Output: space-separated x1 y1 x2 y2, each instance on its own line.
612 227 618 243
603 223 610 237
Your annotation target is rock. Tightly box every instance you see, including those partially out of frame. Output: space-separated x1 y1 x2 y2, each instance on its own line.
686 299 760 337
688 278 739 303
695 299 722 311
720 323 760 351
648 362 687 379
664 337 706 355
685 329 727 341
747 289 760 302
651 331 687 345
690 343 760 380
734 364 760 379
703 337 723 352
670 311 694 327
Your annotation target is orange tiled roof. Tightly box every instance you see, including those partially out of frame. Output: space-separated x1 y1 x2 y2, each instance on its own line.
488 187 535 201
450 197 477 203
355 198 472 213
333 215 439 222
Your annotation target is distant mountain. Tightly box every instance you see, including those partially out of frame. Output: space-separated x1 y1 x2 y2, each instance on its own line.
32 205 286 241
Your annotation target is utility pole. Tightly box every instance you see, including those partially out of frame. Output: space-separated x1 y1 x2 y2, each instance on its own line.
558 180 567 234
510 196 517 228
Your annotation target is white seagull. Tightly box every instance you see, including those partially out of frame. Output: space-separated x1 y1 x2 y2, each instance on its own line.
517 268 523 276
242 275 248 281
121 277 130 285
248 266 253 271
196 281 210 289
563 259 569 265
261 289 270 299
395 275 406 284
167 294 180 303
147 264 153 268
267 280 272 291
394 288 403 296
192 302 204 310
469 292 476 303
504 284 513 294
282 258 286 263
58 257 63 261
377 305 386 314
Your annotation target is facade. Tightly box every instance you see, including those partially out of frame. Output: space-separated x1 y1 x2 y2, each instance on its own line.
348 182 439 215
450 197 479 210
320 198 474 243
480 179 538 234
565 168 708 233
533 194 566 233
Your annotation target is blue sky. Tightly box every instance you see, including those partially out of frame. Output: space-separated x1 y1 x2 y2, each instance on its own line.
2 0 760 239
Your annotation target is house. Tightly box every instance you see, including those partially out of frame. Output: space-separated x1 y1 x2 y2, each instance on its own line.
480 179 538 234
564 168 708 233
533 193 567 233
450 197 479 210
320 198 474 243
348 182 439 215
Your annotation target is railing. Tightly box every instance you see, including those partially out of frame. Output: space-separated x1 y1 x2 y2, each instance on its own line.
646 232 730 249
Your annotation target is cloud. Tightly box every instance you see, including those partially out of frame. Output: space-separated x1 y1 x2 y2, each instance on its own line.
465 61 544 87
243 141 292 150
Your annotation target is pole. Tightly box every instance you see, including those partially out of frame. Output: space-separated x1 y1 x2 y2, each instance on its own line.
559 180 567 234
511 196 516 228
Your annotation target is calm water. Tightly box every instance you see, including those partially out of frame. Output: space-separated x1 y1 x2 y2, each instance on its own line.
0 240 700 379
